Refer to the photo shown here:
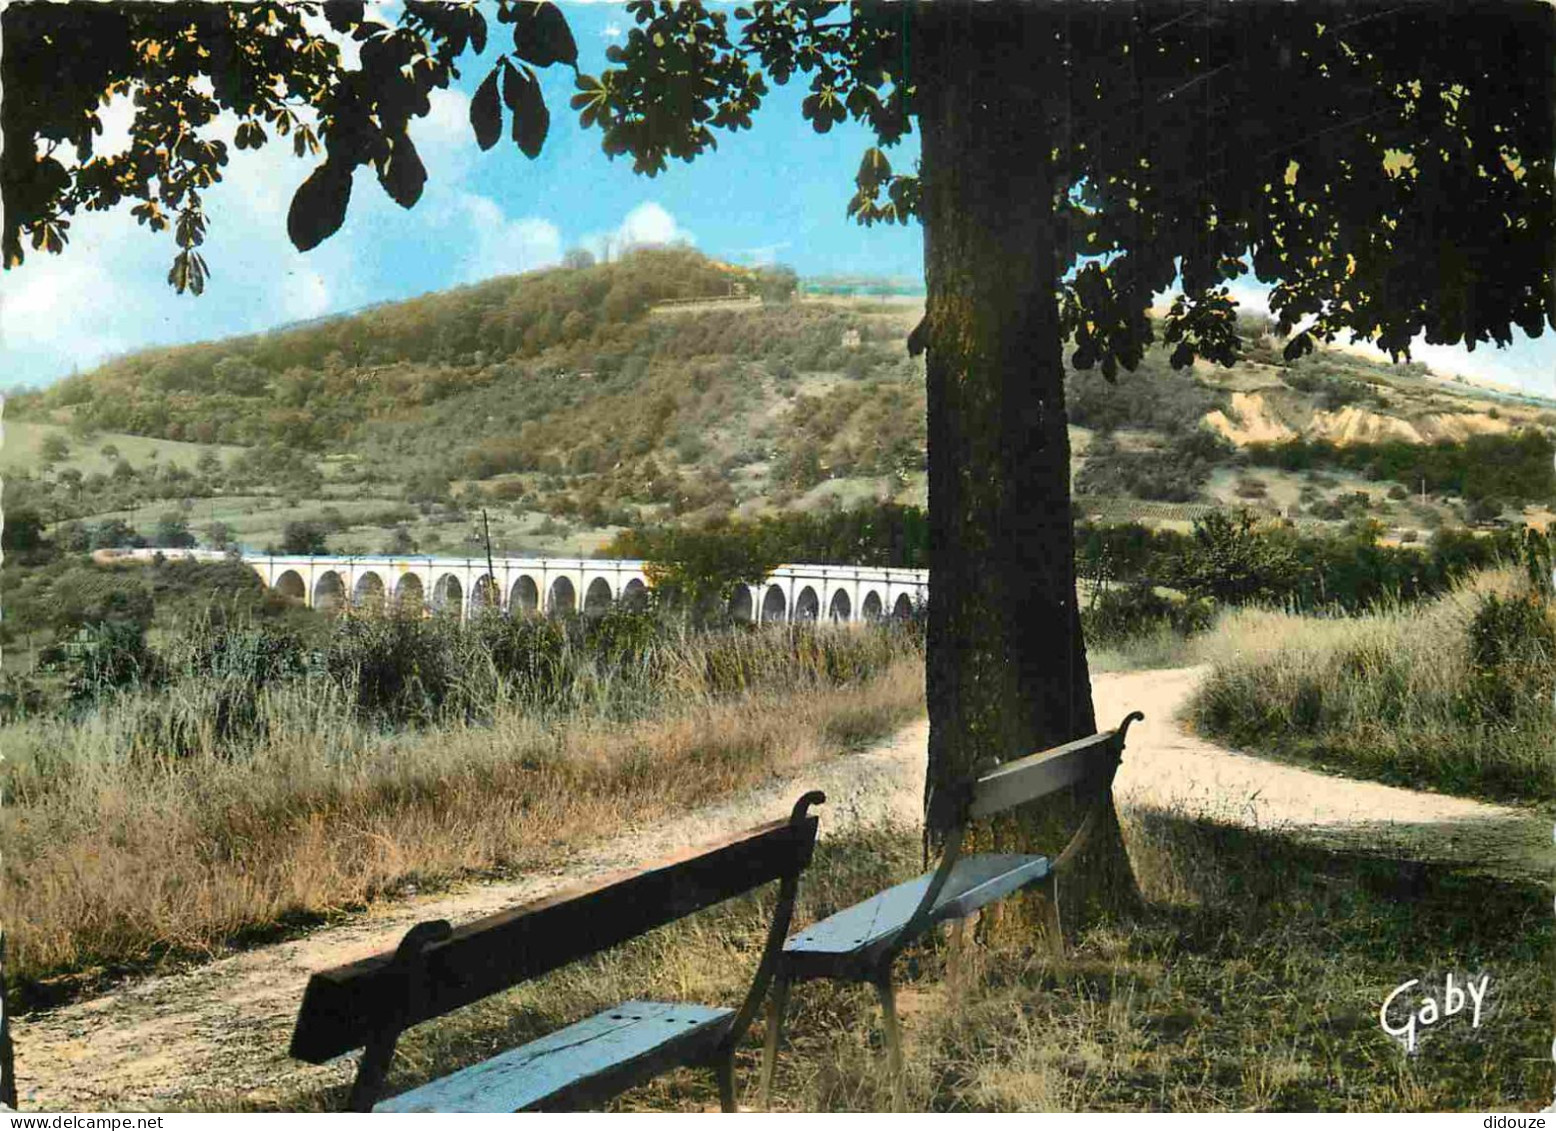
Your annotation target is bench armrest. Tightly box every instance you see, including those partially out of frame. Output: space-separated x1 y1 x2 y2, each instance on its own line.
724 791 826 1047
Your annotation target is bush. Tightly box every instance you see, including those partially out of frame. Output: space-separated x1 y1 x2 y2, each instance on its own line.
1467 497 1503 524
1167 510 1303 606
1189 575 1556 801
1245 430 1555 504
1083 581 1213 646
0 673 46 723
1075 429 1235 502
153 511 196 549
1461 592 1555 723
62 622 164 706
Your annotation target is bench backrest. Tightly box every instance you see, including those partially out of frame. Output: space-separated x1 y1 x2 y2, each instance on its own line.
898 712 1144 955
967 714 1142 820
291 791 825 1067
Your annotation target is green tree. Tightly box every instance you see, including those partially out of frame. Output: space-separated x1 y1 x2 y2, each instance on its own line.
203 520 234 551
153 510 196 549
280 519 330 556
38 432 69 465
210 355 267 396
1 507 48 556
1168 510 1303 607
625 522 781 623
89 518 144 550
754 264 799 304
7 0 1552 922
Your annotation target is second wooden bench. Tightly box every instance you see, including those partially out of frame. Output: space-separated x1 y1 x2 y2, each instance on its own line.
759 713 1144 1105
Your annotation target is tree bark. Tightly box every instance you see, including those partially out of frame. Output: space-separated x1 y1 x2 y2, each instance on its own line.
915 4 1140 926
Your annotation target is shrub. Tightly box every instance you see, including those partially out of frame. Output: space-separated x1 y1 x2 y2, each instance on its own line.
1461 592 1555 723
1467 497 1503 524
1189 573 1556 801
1167 510 1303 606
1083 581 1214 646
0 673 46 723
62 622 164 706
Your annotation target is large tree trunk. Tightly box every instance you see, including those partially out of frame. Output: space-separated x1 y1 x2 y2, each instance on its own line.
915 4 1140 926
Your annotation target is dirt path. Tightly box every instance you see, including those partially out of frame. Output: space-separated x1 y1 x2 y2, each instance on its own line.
12 667 1550 1111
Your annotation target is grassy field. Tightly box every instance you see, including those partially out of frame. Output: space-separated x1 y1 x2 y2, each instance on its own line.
48 492 626 559
0 620 924 996
1186 568 1555 802
0 419 246 476
213 814 1552 1113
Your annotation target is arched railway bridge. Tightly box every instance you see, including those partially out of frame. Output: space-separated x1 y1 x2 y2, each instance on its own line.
228 553 929 624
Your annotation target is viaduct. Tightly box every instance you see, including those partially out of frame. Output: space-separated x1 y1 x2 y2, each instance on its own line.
165 552 933 624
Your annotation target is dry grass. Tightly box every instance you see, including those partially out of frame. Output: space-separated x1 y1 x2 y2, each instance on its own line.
1186 568 1556 801
215 810 1551 1113
0 627 924 992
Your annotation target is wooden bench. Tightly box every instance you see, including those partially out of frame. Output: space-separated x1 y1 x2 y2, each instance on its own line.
289 791 825 1112
758 713 1143 1106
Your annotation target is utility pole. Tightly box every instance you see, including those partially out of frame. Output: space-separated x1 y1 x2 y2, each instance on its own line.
481 508 498 613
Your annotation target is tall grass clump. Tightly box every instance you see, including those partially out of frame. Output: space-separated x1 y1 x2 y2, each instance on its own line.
0 610 925 993
1187 568 1555 801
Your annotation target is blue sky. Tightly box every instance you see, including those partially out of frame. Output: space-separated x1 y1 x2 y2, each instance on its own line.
1 1 1551 397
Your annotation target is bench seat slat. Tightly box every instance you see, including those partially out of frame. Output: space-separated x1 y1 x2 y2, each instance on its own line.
783 853 1049 962
375 1001 733 1113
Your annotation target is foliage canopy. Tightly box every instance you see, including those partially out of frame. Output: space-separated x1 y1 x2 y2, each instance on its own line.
5 1 1550 372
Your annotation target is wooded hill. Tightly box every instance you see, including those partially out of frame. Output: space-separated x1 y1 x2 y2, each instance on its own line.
8 246 1556 560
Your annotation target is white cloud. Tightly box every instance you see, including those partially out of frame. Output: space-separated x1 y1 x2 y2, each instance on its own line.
413 88 479 182
447 193 564 283
583 202 695 262
602 21 623 40
619 201 691 246
0 104 367 384
0 227 144 378
280 270 332 322
1150 274 1556 394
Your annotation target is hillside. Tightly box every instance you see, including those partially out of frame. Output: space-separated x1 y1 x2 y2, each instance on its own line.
7 247 1555 563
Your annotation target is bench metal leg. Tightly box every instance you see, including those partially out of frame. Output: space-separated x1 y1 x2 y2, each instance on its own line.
714 1054 737 1113
946 916 971 989
758 975 791 1111
1038 873 1065 958
347 1032 399 1113
873 974 906 1112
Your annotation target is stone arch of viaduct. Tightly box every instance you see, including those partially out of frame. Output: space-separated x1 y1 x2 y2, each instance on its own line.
244 555 929 625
